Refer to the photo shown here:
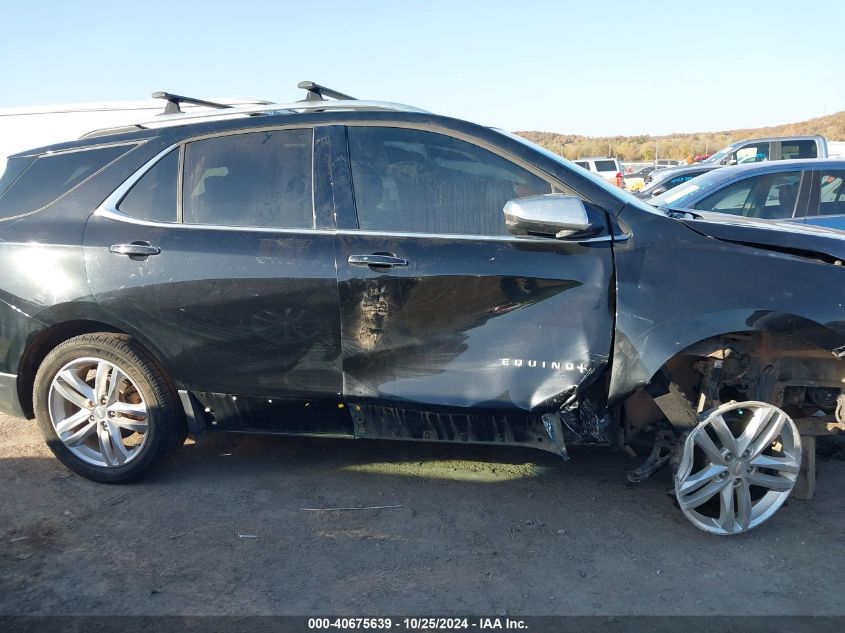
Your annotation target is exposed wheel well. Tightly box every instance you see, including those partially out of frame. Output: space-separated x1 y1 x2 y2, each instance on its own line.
622 330 845 443
17 320 126 419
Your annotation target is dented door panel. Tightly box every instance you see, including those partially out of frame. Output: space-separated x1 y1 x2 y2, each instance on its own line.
336 232 614 417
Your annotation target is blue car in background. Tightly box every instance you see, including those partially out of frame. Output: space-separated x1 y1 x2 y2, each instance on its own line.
648 159 845 230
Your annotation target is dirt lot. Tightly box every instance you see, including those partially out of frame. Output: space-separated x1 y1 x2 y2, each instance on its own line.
1 412 844 616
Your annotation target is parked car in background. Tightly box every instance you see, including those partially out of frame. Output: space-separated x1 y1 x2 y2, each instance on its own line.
648 159 845 229
701 135 827 166
635 164 721 198
573 157 623 186
622 165 661 191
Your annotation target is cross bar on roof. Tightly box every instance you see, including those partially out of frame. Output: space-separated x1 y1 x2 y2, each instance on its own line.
151 91 233 115
297 81 356 102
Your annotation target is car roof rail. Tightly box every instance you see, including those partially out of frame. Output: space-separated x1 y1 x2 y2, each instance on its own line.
297 81 356 102
79 81 428 137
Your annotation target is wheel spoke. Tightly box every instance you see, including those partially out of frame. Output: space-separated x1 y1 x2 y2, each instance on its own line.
694 431 727 465
718 483 735 531
54 371 94 409
107 401 146 419
739 407 784 457
110 416 147 433
105 367 125 406
105 421 131 464
736 480 753 530
708 414 738 453
54 409 90 435
678 463 727 495
93 362 110 404
679 476 730 510
64 420 97 447
750 453 800 474
747 471 794 492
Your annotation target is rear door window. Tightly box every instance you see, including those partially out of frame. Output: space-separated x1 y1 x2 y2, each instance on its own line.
818 170 845 216
0 145 131 219
182 129 314 229
347 126 552 236
781 140 818 160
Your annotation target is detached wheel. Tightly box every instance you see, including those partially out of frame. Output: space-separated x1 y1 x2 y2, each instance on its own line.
674 401 801 535
33 333 185 483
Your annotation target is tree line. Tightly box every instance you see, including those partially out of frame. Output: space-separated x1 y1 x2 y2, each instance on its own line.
517 111 845 162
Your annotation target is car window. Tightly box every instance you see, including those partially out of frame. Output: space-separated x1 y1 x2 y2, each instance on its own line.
574 161 589 170
781 140 817 160
182 129 313 229
347 127 552 236
693 171 801 219
593 160 617 172
735 142 770 164
819 170 845 216
118 150 178 223
0 145 132 219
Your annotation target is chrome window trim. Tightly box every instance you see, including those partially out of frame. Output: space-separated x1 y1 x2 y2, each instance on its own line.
336 229 626 244
94 122 623 243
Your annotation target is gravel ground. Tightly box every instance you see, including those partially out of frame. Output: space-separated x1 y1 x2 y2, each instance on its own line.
1 413 843 616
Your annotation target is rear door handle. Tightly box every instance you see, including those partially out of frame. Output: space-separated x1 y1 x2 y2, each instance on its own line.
348 254 409 268
109 242 161 257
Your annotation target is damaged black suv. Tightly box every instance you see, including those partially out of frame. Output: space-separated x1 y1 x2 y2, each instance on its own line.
1 82 843 534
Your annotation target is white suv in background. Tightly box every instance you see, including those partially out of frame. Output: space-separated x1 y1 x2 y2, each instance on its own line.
573 157 623 186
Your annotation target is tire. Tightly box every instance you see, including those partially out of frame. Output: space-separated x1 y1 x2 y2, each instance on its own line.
33 333 186 483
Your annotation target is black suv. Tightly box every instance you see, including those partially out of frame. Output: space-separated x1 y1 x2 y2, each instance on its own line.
1 83 843 535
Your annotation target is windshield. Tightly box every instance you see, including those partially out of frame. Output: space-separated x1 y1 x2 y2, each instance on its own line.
703 144 736 164
648 169 729 209
498 130 665 215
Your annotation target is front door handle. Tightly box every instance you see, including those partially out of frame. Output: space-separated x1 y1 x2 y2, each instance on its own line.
109 242 161 257
348 254 409 268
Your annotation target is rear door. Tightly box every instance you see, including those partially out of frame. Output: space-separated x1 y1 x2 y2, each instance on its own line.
334 124 615 429
84 126 348 433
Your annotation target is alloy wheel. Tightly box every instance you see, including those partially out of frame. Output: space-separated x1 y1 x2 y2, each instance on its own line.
674 401 801 535
48 356 149 468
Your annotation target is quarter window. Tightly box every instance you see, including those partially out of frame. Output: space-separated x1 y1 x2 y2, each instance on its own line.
182 129 313 229
118 150 178 222
0 145 131 219
347 127 552 235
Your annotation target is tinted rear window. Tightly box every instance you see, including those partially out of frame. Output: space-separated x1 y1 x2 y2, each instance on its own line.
0 145 131 219
594 160 618 172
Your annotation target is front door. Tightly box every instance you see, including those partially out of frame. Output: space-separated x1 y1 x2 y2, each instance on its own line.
84 127 348 433
333 125 615 442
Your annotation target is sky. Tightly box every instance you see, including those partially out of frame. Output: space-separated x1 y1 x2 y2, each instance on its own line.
1 0 843 137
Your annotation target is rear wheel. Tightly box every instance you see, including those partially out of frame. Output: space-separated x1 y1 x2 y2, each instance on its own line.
33 333 185 483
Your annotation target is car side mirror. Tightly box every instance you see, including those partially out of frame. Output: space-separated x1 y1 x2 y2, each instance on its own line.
503 194 592 239
650 186 667 197
725 157 737 166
